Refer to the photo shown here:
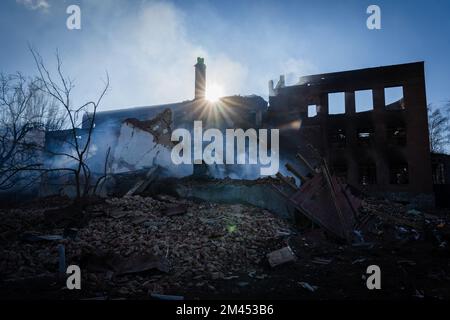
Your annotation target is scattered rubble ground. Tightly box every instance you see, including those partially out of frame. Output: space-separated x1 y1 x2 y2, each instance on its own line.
0 194 449 300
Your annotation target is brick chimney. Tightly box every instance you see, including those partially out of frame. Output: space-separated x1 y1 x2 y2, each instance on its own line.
194 57 206 100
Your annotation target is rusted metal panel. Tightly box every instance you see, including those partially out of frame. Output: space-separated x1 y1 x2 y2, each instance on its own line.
279 170 361 240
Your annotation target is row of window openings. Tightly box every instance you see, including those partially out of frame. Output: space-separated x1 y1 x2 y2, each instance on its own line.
329 127 407 148
432 163 446 184
333 163 409 185
307 86 404 117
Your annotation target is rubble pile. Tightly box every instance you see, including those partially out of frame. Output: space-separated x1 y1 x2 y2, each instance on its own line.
0 194 449 300
0 195 292 298
357 198 450 247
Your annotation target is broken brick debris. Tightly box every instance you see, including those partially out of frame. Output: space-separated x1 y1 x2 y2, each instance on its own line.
123 109 173 148
0 191 449 299
124 166 160 197
0 195 291 298
266 246 296 267
162 205 188 217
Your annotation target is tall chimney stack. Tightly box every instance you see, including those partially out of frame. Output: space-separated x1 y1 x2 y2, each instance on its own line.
194 57 206 100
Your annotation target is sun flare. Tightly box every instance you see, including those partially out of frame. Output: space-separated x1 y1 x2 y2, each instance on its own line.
206 83 224 102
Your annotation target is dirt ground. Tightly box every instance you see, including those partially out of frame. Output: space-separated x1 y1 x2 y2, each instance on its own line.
0 194 449 300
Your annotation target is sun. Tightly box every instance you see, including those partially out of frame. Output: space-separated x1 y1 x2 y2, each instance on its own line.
206 83 224 102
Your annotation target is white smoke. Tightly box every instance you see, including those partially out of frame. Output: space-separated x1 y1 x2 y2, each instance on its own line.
62 1 248 110
16 0 316 112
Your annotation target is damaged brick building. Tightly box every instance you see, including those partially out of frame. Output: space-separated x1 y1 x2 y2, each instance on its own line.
4 59 450 301
42 59 446 208
268 62 434 207
73 57 267 179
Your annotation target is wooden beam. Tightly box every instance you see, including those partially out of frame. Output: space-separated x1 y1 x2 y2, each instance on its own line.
296 153 316 173
285 163 309 183
276 172 298 190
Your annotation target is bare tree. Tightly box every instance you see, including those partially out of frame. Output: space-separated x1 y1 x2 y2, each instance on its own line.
428 104 450 154
0 73 55 190
30 47 109 199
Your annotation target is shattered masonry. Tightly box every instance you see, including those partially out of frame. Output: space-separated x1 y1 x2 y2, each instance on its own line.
40 60 445 208
268 62 434 207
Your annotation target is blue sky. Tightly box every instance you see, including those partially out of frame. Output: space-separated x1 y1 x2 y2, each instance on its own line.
1 0 450 111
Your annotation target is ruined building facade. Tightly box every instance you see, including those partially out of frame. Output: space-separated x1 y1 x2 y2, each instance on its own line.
43 59 439 206
268 62 434 207
75 58 266 178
